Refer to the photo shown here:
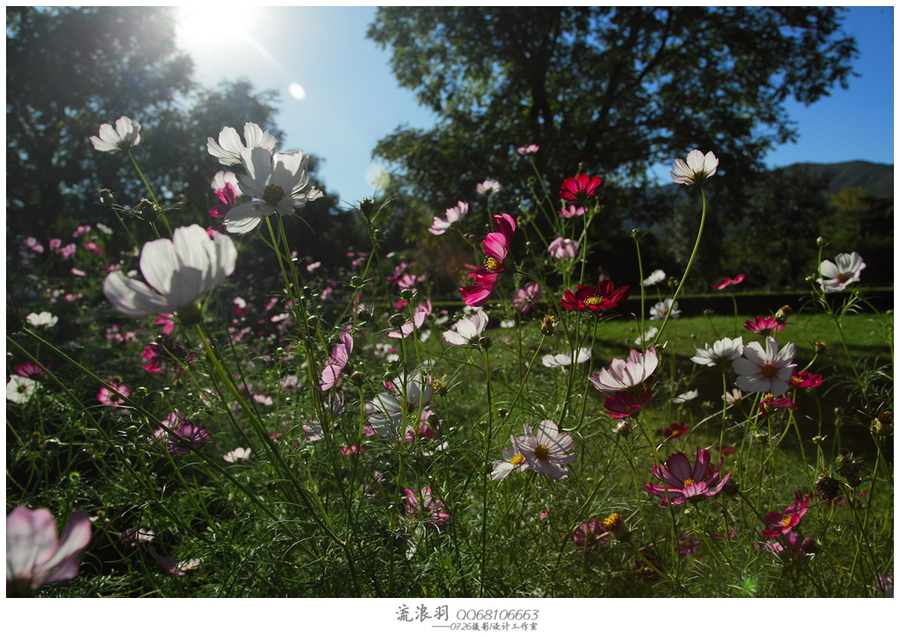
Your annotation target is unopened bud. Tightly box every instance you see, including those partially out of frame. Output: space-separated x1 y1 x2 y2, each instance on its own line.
775 305 792 324
99 188 115 205
388 314 405 329
399 288 417 302
350 371 365 386
816 236 829 247
359 198 375 218
540 315 557 336
602 513 631 541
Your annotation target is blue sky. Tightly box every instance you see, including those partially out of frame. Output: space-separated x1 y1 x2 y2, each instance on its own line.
175 5 894 208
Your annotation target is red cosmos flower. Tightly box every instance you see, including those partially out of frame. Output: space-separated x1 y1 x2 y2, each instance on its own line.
659 422 688 439
604 388 653 419
711 273 745 290
790 371 823 388
460 213 516 307
561 279 629 313
762 493 809 538
560 174 602 202
744 315 786 336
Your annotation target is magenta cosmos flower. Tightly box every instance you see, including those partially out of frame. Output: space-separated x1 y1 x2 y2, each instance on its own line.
7 506 92 595
670 149 718 185
460 213 516 307
510 282 541 313
744 315 785 336
604 388 653 419
817 251 866 293
559 174 602 202
762 493 809 538
511 419 576 479
790 371 823 389
561 279 629 313
645 447 731 507
732 336 796 396
404 487 449 530
589 348 658 393
711 273 745 290
516 144 539 155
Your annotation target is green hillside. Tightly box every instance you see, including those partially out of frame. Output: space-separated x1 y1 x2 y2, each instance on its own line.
784 160 894 198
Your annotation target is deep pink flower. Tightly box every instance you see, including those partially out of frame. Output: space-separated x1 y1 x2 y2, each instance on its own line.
559 174 602 202
13 361 48 378
24 237 44 253
645 447 731 507
516 144 539 155
762 493 809 538
339 445 365 455
460 214 516 307
6 506 92 594
604 388 653 419
165 418 210 455
97 382 130 407
561 279 629 313
404 487 449 530
758 394 798 417
744 315 785 336
711 273 745 290
659 422 688 439
790 371 823 389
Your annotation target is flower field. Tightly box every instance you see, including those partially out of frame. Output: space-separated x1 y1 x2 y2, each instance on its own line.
6 120 894 601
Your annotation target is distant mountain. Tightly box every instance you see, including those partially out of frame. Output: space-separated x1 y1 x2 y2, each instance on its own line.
783 160 894 198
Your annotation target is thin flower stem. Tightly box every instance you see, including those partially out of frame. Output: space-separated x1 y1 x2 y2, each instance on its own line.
478 347 495 596
651 186 708 347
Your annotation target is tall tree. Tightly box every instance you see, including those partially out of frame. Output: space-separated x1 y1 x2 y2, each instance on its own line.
367 7 857 287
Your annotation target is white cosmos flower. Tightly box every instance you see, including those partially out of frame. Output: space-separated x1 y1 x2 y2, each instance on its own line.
7 376 39 404
817 252 866 293
443 309 489 346
541 348 592 368
90 116 141 153
691 336 743 367
366 370 434 438
642 269 666 286
223 447 252 463
672 389 699 404
589 348 659 392
223 147 323 234
670 149 718 185
635 326 658 346
732 337 796 397
25 311 58 328
650 298 681 320
207 122 277 166
102 225 237 318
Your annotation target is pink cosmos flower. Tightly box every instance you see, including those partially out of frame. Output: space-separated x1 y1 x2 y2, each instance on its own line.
13 361 48 378
573 518 607 550
366 370 434 437
516 144 539 155
388 300 432 339
404 487 449 530
146 544 200 576
511 419 576 479
548 237 579 259
319 331 354 390
24 237 44 253
732 336 796 396
209 171 243 219
476 179 501 195
118 528 155 546
589 348 659 393
670 149 718 185
790 371 823 389
604 388 653 419
744 315 785 336
429 201 468 235
645 447 731 507
711 273 745 290
510 282 541 313
817 252 866 293
97 382 130 407
460 213 516 307
762 494 809 538
6 506 92 595
558 204 587 218
559 174 602 202
165 417 211 455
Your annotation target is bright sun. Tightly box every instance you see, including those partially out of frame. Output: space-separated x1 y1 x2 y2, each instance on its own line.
174 6 255 52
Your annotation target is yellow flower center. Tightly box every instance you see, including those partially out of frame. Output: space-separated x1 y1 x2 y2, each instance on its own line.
510 454 525 465
836 272 849 283
262 184 285 207
484 256 502 272
761 364 777 378
603 513 623 529
683 479 695 488
661 308 669 316
782 515 793 527
584 295 603 306
533 444 550 460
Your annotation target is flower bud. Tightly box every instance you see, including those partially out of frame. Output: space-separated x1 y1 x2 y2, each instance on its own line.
816 236 829 247
871 410 893 437
540 314 557 336
349 371 365 386
399 288 417 302
602 513 631 541
359 198 375 218
775 305 792 324
388 314 405 329
99 188 115 205
614 420 632 437
816 475 841 502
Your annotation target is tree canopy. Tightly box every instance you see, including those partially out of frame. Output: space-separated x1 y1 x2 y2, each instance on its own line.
368 6 857 208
